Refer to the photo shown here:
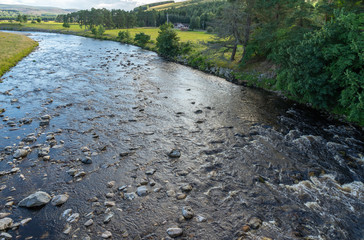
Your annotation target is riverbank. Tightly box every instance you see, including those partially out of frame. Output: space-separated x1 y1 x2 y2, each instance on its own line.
0 31 38 78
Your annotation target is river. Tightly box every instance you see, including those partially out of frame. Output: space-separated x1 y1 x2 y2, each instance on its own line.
0 31 363 240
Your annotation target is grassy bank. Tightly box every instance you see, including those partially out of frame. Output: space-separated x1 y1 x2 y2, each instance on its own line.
0 31 38 78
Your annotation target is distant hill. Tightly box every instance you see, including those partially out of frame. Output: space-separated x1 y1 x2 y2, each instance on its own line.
0 4 77 15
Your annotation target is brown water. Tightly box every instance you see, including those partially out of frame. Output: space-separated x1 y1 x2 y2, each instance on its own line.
0 31 363 240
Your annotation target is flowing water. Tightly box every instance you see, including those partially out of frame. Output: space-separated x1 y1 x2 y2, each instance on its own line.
0 31 363 240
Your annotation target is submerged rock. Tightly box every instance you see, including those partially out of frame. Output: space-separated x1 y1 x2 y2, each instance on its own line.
13 149 28 159
51 194 69 206
168 149 181 158
182 206 194 219
136 186 148 197
101 231 112 239
166 227 183 238
0 217 13 231
18 191 51 208
248 217 262 229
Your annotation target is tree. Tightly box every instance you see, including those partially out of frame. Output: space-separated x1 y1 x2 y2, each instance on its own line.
134 32 151 46
117 31 131 42
63 22 70 28
22 15 28 23
276 11 363 123
156 23 180 57
189 16 201 30
37 17 42 23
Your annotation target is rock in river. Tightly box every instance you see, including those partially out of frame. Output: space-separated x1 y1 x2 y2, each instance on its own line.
166 227 183 238
182 206 194 219
137 186 148 197
19 191 51 208
0 217 13 231
13 149 28 159
248 216 262 229
168 149 181 158
51 194 69 206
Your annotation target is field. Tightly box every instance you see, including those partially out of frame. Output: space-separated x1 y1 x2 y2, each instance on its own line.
0 31 38 77
0 22 214 43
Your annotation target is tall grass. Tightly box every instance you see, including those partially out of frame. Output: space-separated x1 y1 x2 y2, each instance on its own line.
0 32 38 77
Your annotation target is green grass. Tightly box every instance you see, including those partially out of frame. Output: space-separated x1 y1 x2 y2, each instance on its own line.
0 31 38 77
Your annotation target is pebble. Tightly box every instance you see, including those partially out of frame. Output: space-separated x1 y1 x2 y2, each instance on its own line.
124 193 136 200
13 149 28 159
168 149 181 158
137 186 149 196
166 227 183 238
81 157 92 164
0 232 12 239
181 184 193 192
0 217 13 230
101 231 112 239
20 218 32 226
196 215 207 222
107 181 115 188
63 224 72 234
67 213 80 223
167 190 176 197
38 147 50 157
0 213 10 218
104 201 115 207
145 169 156 175
18 191 51 208
51 194 69 206
248 217 262 229
176 194 187 200
62 209 72 218
182 206 194 219
106 192 115 198
104 212 114 223
84 219 94 227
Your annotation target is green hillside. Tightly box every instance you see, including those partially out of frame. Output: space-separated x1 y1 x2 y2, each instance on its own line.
0 4 77 15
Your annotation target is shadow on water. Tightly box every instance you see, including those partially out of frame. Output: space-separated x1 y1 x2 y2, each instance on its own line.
0 31 363 240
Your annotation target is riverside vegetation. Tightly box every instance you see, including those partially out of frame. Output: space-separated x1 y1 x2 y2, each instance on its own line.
0 32 38 78
0 0 363 125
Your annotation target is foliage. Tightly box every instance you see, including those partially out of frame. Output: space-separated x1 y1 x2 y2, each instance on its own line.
156 23 180 57
206 26 214 33
276 11 363 123
63 22 70 28
117 30 132 42
134 32 151 46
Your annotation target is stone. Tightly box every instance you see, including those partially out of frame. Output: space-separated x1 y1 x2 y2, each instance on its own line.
0 213 10 219
62 209 72 218
248 217 262 229
67 213 80 223
182 206 194 219
107 181 115 188
145 169 156 175
176 194 187 200
38 147 50 157
0 232 12 239
124 193 136 200
13 149 28 159
166 227 183 238
19 191 51 208
0 217 13 230
84 219 93 227
101 231 112 239
196 215 207 222
106 192 115 198
63 224 72 234
167 190 176 197
81 157 92 164
136 186 148 197
51 194 69 206
20 218 32 226
104 201 115 207
168 149 181 158
242 225 250 232
41 115 51 120
104 213 114 223
181 184 193 192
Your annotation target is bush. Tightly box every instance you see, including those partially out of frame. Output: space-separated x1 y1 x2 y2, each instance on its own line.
117 31 131 43
63 22 70 28
276 11 363 123
156 23 180 58
206 26 214 33
134 32 151 47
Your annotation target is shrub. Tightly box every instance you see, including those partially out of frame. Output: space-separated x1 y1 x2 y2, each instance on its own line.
63 22 70 28
276 11 363 123
156 23 180 58
206 26 214 33
117 31 131 43
134 32 151 47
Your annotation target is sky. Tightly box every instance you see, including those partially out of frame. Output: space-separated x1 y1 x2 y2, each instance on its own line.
1 0 176 10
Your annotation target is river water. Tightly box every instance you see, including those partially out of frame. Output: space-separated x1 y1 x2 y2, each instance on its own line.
0 32 363 240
